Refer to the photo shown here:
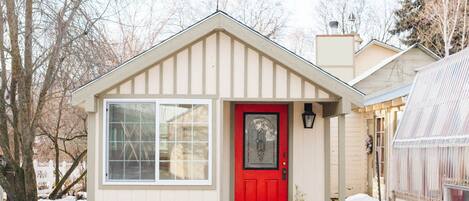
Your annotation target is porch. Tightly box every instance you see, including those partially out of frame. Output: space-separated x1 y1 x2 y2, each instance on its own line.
218 100 351 201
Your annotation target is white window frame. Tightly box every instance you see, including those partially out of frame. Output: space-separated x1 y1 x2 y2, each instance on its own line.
102 98 212 185
444 184 469 201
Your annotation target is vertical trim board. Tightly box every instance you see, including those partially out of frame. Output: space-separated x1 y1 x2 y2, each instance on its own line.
230 37 235 98
258 53 262 98
173 55 177 94
202 38 207 95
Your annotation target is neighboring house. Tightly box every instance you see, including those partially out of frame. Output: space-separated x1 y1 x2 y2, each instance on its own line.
349 44 440 95
391 47 469 201
352 44 440 201
71 12 365 201
316 35 439 200
354 39 402 78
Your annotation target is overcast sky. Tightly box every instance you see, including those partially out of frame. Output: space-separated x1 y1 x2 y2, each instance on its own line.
100 0 401 62
285 0 318 30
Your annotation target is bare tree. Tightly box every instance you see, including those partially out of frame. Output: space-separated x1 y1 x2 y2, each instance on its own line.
158 0 288 40
0 0 115 200
316 0 399 45
37 76 88 199
425 0 468 56
391 0 469 57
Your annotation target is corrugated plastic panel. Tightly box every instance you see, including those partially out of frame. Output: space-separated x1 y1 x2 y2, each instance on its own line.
393 48 469 148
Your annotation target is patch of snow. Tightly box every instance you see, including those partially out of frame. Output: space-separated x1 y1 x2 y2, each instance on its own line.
346 194 379 201
38 196 84 201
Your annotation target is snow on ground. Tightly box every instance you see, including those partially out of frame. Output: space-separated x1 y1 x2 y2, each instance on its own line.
38 196 86 201
346 194 379 201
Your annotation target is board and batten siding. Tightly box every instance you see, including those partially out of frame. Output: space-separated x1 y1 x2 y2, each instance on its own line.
91 31 339 201
330 111 368 198
103 31 335 101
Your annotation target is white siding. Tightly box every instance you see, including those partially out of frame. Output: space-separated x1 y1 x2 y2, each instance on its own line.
119 80 132 94
233 40 245 98
162 57 174 94
205 34 217 95
92 31 343 201
304 81 316 99
191 41 204 94
289 73 302 98
261 57 274 98
218 33 231 97
95 189 217 201
275 65 287 98
148 64 160 94
292 102 325 201
105 31 335 100
176 49 189 94
330 111 368 198
134 73 146 94
246 48 259 97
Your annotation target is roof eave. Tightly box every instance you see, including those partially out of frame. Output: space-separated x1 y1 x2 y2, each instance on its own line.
72 12 365 110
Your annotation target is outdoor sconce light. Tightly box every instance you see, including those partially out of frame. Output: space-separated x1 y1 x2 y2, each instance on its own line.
302 103 316 129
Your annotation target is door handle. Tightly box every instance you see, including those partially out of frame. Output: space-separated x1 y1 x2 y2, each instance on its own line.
282 168 287 180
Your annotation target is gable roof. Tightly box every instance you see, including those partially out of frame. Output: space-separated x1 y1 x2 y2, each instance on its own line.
393 47 469 148
348 44 440 86
71 11 364 110
355 39 402 55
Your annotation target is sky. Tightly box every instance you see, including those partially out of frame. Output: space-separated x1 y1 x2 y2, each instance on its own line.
99 0 402 63
284 0 318 31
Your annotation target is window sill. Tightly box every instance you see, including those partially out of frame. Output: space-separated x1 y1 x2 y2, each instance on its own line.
102 180 212 186
98 180 215 190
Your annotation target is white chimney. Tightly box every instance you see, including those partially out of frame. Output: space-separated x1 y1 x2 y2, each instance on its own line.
316 35 355 82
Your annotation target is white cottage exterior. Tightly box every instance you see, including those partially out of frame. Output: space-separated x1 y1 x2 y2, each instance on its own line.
71 12 365 201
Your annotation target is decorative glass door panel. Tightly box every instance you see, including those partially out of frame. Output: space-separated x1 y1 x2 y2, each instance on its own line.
244 113 279 169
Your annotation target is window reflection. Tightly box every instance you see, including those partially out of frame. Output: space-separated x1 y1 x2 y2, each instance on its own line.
159 104 209 180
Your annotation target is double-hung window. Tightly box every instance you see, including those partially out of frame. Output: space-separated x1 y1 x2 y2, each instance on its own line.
105 99 211 185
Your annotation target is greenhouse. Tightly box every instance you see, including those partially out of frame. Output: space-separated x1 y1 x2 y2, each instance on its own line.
391 48 469 201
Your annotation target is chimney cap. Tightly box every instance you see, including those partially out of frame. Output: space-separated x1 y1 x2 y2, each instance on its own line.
329 21 339 29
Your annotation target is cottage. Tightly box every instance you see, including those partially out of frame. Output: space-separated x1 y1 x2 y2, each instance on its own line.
391 47 469 201
71 12 365 201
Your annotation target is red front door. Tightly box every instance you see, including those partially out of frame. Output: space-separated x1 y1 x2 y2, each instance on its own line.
235 104 288 201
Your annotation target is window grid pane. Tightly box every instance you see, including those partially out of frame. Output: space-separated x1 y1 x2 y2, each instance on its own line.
159 104 209 181
108 103 156 181
106 101 209 183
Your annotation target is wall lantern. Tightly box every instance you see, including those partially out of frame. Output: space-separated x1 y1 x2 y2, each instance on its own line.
302 103 316 129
